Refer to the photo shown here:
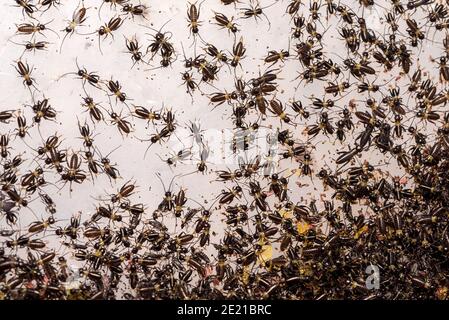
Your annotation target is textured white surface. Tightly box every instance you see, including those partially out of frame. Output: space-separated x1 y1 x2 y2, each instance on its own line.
0 0 419 238
0 0 443 297
1 0 304 219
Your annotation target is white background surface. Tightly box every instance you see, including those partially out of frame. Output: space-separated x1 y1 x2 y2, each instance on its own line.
0 0 441 292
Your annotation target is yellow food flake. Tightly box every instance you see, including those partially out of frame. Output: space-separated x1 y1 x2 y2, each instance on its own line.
436 286 448 300
354 225 369 239
242 266 250 285
279 208 292 219
257 244 273 266
297 220 311 235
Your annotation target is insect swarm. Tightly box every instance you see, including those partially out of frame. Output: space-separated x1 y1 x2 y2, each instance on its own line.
0 0 449 302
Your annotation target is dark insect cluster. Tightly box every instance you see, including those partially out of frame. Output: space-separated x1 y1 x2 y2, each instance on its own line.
1 0 449 301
